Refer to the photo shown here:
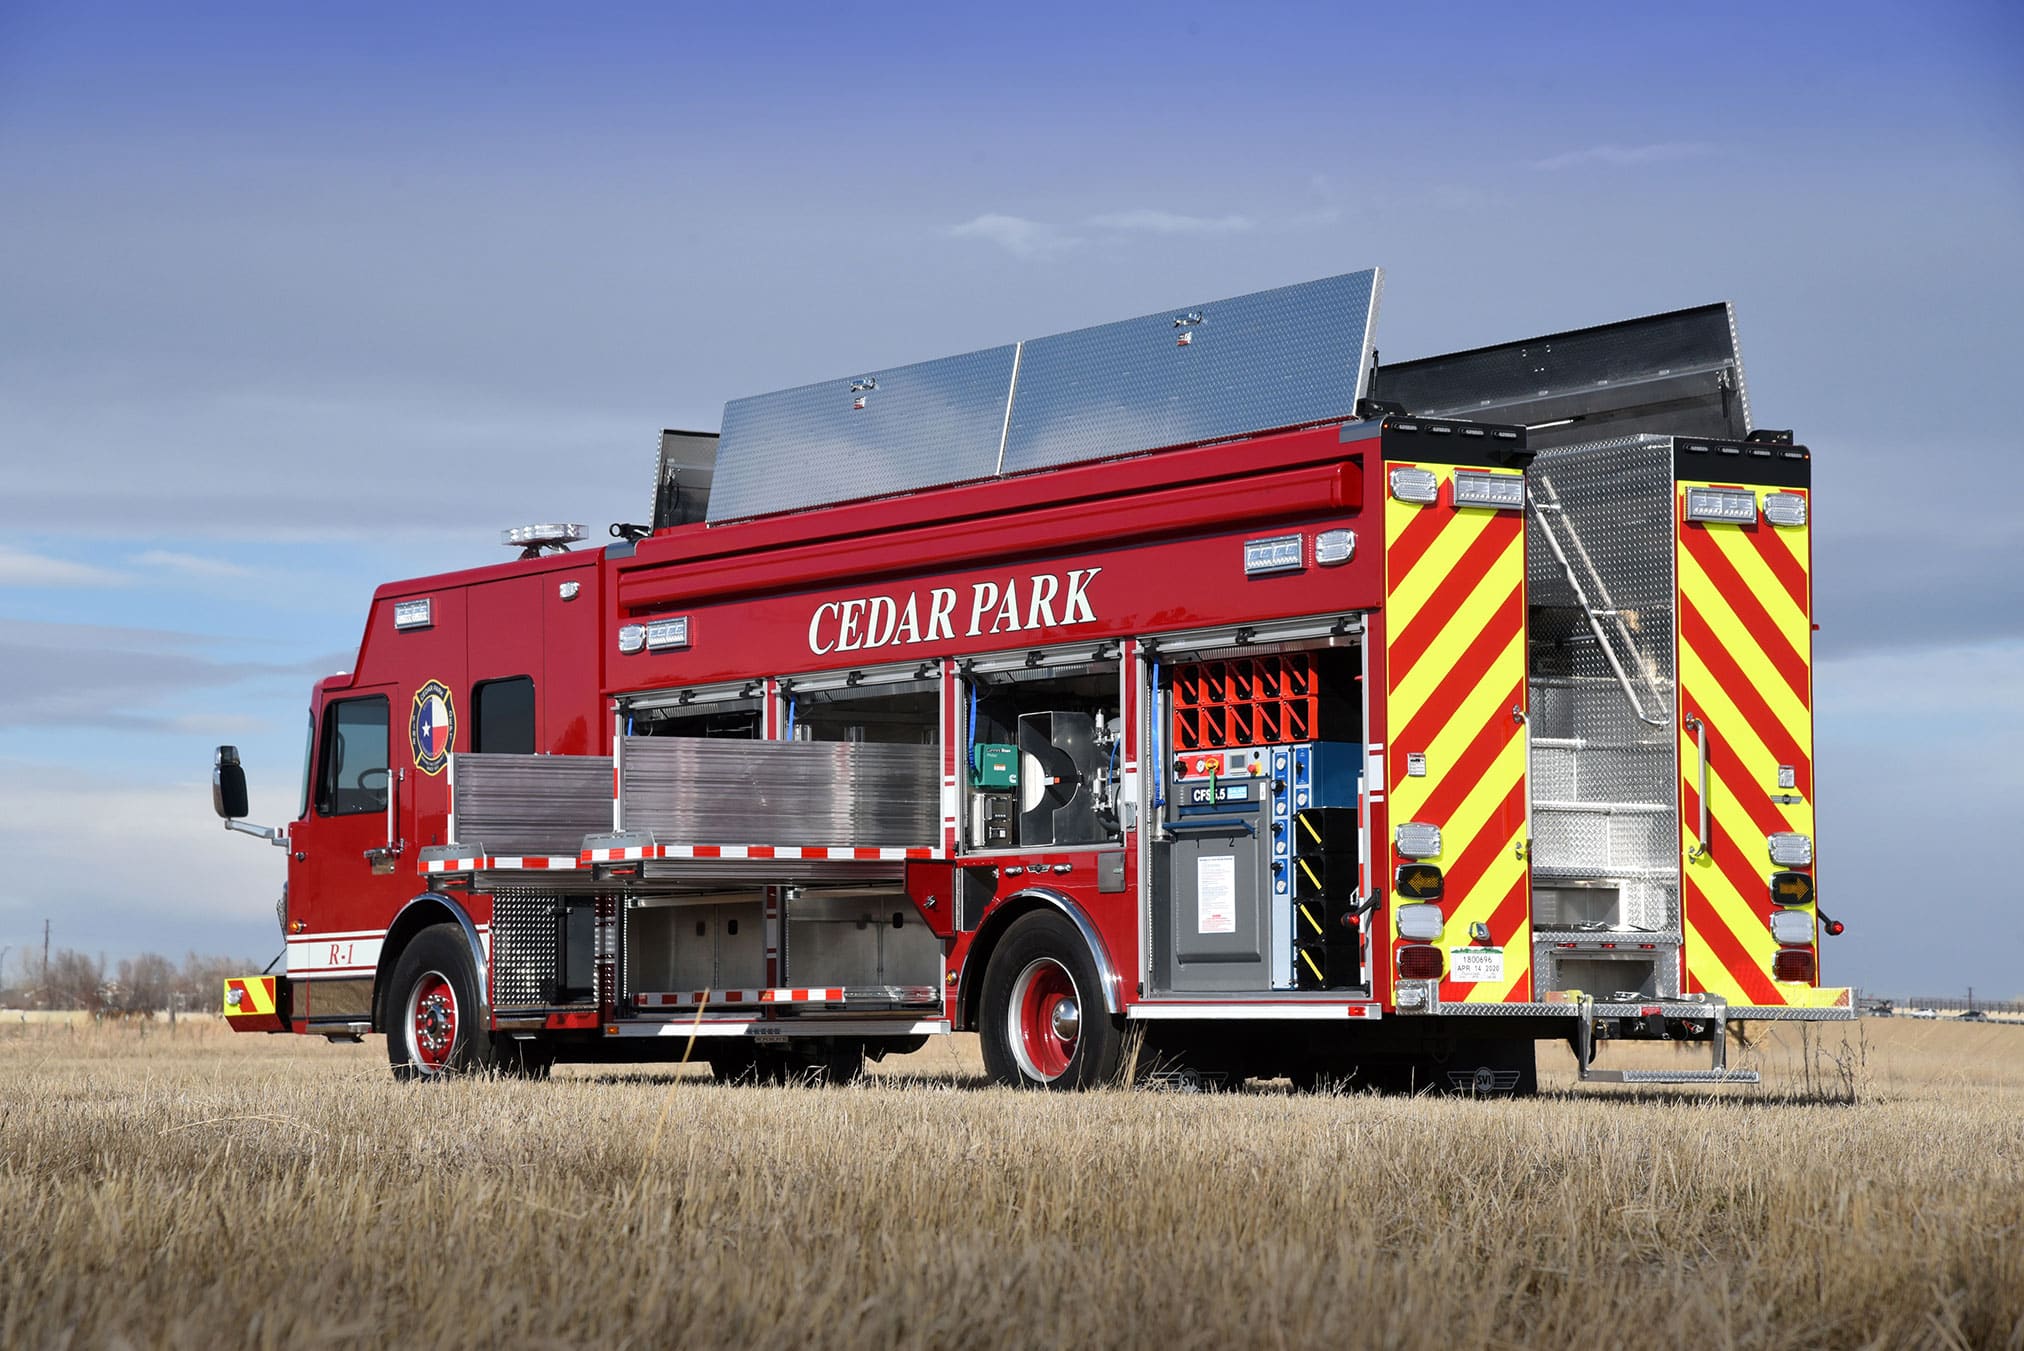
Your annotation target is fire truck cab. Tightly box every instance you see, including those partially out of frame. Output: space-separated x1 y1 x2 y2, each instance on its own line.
214 269 1850 1090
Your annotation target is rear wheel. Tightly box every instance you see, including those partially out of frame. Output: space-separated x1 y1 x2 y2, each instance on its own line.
979 911 1123 1089
386 924 491 1081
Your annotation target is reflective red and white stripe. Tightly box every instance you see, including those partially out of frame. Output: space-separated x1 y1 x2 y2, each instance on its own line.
422 854 583 874
635 988 847 1008
581 843 938 863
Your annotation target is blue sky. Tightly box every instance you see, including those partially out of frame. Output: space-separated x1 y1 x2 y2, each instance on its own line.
2 0 2019 995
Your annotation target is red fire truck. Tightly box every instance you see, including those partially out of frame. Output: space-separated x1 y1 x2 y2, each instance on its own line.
213 270 1848 1090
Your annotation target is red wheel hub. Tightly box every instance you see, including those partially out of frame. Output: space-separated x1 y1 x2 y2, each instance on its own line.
407 972 458 1072
1010 958 1079 1082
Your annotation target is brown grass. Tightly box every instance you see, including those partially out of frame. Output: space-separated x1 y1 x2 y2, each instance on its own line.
3 1016 2021 1350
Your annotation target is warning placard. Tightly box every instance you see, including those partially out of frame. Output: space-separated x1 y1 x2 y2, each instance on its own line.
1448 947 1504 983
1197 855 1237 934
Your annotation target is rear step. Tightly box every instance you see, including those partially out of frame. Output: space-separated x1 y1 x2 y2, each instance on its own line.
1578 1068 1760 1084
1573 994 1760 1086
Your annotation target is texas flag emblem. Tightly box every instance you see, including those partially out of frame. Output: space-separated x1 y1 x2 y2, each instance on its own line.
409 679 455 776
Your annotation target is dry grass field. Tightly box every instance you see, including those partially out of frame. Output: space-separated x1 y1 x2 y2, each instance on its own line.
3 1016 2021 1350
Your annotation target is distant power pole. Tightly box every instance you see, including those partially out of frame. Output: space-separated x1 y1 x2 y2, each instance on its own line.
42 919 50 988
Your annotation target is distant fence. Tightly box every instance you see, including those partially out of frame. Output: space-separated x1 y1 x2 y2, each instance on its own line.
1888 995 2024 1015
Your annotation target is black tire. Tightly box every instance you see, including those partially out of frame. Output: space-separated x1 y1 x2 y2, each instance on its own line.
385 923 492 1081
979 910 1123 1089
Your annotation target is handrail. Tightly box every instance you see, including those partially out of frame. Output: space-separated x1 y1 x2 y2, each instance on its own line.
1685 714 1710 861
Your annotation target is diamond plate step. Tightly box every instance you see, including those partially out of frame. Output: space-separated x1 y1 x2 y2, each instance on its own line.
1580 1068 1760 1084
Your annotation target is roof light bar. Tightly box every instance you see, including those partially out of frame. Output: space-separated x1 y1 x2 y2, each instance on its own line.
501 523 588 550
1451 471 1524 511
1684 487 1757 524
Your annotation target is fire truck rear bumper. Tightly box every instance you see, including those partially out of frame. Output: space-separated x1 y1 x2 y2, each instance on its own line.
222 975 290 1033
1403 995 1856 1022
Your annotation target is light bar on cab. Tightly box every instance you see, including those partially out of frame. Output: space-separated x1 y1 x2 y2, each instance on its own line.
502 523 588 549
1684 487 1758 524
1451 471 1524 511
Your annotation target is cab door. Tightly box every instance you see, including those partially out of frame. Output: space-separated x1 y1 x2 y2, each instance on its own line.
288 685 405 1020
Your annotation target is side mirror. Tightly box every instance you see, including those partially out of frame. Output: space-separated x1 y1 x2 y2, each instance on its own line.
213 745 250 820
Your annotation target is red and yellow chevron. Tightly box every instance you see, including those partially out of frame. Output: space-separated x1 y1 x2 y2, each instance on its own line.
222 975 286 1032
1676 481 1844 1008
1383 461 1531 1003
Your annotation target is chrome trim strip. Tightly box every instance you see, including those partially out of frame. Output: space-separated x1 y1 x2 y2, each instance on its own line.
1009 886 1124 1016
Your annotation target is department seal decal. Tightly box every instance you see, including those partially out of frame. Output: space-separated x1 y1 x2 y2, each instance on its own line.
409 679 456 776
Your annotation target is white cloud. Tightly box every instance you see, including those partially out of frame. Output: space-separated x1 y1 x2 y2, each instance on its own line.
1529 142 1716 171
0 545 131 588
949 213 1081 259
1086 209 1256 235
130 549 254 579
0 762 287 953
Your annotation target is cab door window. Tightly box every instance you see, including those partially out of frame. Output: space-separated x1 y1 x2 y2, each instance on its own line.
473 676 536 754
315 696 390 816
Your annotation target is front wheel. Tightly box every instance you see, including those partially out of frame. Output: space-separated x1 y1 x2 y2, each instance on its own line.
385 924 491 1080
979 911 1123 1089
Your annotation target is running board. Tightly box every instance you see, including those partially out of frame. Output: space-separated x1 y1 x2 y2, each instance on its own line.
1573 994 1758 1086
1579 1067 1760 1085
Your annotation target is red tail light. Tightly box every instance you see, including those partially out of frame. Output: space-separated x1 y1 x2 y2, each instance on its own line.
1396 944 1444 980
1772 948 1815 983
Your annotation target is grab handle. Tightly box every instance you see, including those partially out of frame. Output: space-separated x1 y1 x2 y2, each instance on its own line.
1685 714 1709 861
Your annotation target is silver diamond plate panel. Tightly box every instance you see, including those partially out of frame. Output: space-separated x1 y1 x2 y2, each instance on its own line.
453 754 614 855
1000 269 1380 475
707 344 1019 522
491 890 577 1010
1537 948 1680 999
620 737 936 845
1527 435 1683 969
1522 439 1683 976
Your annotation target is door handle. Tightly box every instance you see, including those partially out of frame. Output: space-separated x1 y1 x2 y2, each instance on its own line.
1685 714 1709 861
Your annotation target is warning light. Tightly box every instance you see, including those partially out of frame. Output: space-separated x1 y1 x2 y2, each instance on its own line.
1762 493 1808 527
1772 949 1815 983
1451 471 1524 511
1396 945 1444 980
1388 467 1438 505
1685 487 1757 524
